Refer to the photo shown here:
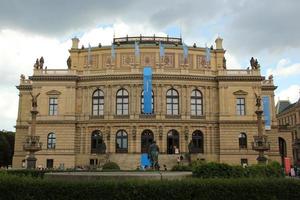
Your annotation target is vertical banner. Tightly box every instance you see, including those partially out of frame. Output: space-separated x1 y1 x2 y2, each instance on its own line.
143 67 152 114
262 96 271 130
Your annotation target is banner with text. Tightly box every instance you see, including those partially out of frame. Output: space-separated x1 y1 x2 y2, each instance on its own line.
143 67 152 114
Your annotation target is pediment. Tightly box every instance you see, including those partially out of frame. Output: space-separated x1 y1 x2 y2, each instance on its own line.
233 90 248 95
46 90 61 95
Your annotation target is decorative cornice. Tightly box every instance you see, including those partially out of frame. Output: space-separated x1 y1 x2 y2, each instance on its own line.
233 90 248 95
28 74 265 82
262 85 277 90
46 90 62 95
217 76 264 81
16 85 32 90
29 75 78 81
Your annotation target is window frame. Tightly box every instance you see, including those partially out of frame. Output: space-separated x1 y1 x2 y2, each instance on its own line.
166 88 179 115
116 88 129 115
92 89 104 116
116 130 128 153
47 132 56 149
49 97 58 116
236 97 246 116
238 132 247 149
191 89 203 116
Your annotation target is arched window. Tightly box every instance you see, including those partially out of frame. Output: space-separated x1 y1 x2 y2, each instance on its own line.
91 130 105 154
239 133 247 149
47 133 56 149
116 88 129 115
141 90 154 114
116 130 128 153
190 130 204 153
92 89 104 116
166 89 179 115
191 89 203 116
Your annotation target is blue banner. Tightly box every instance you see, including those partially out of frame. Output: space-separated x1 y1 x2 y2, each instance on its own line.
143 67 152 114
262 96 271 130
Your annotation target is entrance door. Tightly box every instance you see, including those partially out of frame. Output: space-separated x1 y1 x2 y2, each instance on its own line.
141 130 154 153
279 137 287 166
167 130 179 154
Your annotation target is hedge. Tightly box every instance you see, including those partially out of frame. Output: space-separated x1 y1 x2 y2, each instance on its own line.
0 174 300 200
192 161 283 178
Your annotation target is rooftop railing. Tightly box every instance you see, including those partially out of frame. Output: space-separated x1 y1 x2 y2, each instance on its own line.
113 35 182 45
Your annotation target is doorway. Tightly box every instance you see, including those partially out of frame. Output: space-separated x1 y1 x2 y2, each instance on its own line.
278 137 287 166
167 130 179 154
141 130 154 153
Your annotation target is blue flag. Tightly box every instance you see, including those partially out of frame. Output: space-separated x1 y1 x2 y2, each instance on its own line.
87 43 91 66
159 41 165 57
205 45 211 63
111 43 115 60
183 43 189 59
262 96 271 130
135 41 140 57
143 67 152 114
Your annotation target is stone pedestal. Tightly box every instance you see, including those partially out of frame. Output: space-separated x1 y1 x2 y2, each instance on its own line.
26 154 37 169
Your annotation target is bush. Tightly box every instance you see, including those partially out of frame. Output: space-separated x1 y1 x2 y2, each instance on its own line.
0 175 299 200
102 162 120 171
171 165 192 171
192 162 284 178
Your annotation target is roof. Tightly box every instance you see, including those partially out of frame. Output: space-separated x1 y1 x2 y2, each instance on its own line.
276 100 291 114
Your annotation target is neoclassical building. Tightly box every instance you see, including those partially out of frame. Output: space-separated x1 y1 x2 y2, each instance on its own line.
276 99 300 166
13 35 291 169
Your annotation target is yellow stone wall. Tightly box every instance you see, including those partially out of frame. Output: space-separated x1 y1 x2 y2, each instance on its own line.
12 37 290 169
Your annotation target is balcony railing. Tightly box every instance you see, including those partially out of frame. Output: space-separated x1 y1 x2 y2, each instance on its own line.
218 69 260 76
33 69 76 75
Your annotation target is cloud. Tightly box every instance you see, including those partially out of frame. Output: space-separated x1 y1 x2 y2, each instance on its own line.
266 58 300 77
276 84 300 103
225 53 242 69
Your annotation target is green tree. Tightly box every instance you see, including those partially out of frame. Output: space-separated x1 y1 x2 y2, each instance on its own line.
0 130 15 167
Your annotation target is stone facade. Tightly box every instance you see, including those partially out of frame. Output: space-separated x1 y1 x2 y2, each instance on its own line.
13 36 290 169
276 99 300 166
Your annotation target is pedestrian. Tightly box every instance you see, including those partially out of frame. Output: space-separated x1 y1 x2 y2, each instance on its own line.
177 156 180 165
291 166 296 178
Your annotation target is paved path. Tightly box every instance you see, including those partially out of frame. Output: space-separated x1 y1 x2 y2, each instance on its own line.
45 171 192 181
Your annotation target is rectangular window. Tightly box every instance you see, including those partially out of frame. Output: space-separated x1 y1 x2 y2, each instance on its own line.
49 98 58 115
236 98 245 115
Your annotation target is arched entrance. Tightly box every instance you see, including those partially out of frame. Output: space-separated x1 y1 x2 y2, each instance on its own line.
278 137 287 166
141 130 154 153
167 129 179 154
191 130 204 153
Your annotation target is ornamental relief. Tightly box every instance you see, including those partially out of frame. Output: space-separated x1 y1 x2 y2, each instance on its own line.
196 55 210 68
120 54 134 67
161 53 174 67
102 54 115 67
141 53 155 66
179 54 193 66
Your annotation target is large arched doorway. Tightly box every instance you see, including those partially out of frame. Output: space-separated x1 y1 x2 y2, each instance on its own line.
191 130 204 153
278 137 287 166
167 129 179 154
141 130 154 153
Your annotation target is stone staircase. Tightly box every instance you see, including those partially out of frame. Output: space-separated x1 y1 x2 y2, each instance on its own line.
101 153 189 170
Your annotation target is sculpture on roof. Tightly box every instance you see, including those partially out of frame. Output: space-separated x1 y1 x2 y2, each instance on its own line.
67 56 72 69
223 57 227 69
33 57 45 69
250 57 260 70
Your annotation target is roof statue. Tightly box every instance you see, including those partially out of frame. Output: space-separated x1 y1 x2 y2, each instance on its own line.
67 56 72 69
250 57 260 70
